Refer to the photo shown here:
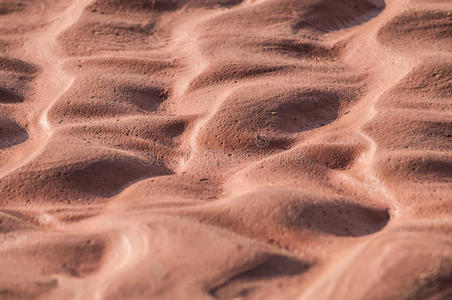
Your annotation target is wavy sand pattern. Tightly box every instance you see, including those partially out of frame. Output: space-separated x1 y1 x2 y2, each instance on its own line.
0 0 451 299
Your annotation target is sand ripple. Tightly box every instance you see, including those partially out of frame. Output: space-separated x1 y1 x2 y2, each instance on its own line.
0 0 451 299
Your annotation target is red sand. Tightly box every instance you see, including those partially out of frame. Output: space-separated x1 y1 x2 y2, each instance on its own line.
0 0 451 299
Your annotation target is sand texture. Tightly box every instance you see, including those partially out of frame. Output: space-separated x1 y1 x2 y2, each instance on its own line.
0 0 451 299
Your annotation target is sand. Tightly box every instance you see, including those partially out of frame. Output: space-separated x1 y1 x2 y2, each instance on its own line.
0 0 451 299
